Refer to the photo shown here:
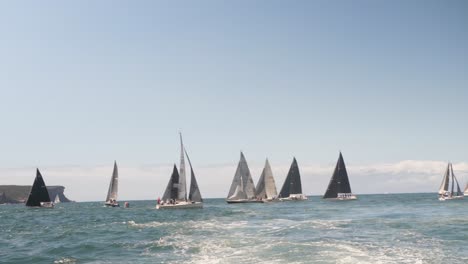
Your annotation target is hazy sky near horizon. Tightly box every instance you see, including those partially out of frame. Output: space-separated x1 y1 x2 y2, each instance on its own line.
0 1 467 200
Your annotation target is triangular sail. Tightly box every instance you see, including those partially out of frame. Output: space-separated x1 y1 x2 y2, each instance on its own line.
106 161 119 202
185 149 203 203
324 152 352 198
464 183 468 193
438 164 450 194
227 152 257 200
54 194 61 203
450 163 463 196
255 159 277 199
279 158 303 198
26 169 51 206
162 165 180 201
178 133 187 201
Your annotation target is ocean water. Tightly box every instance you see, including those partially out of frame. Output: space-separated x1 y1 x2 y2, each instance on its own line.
1 193 467 264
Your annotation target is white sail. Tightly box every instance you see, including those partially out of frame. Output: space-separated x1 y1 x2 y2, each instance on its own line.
464 183 468 195
54 194 61 203
178 133 187 201
106 161 119 202
227 152 257 200
438 164 450 195
255 159 277 199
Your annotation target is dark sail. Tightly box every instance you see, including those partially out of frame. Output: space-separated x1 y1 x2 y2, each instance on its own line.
185 149 203 203
162 165 180 201
324 152 352 199
26 169 52 207
279 158 302 198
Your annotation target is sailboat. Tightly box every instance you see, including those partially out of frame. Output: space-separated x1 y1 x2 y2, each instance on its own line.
323 152 357 200
464 183 468 197
255 159 278 202
54 194 61 204
104 161 119 207
278 158 307 201
438 163 464 201
226 152 262 203
157 133 203 209
26 169 54 208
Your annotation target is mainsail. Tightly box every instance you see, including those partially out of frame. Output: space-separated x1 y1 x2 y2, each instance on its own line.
438 164 450 195
162 164 180 201
439 163 463 196
178 133 187 201
255 159 278 199
227 152 257 200
185 149 203 203
323 152 353 199
54 194 61 203
279 158 303 198
105 161 119 202
26 169 52 207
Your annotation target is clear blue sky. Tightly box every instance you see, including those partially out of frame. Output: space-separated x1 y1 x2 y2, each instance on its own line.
0 0 467 169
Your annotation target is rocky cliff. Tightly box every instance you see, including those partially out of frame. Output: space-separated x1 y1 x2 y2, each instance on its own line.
0 185 72 204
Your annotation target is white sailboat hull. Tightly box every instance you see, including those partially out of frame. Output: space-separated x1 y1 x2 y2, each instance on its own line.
105 202 120 207
439 195 464 201
156 201 203 209
324 195 358 201
279 194 308 201
40 202 55 208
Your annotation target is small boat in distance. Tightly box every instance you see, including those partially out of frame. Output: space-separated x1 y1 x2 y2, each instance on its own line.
157 133 203 209
464 183 468 197
226 152 262 204
54 194 61 204
278 158 307 201
105 161 119 207
26 169 54 208
323 152 357 200
438 163 464 201
255 159 278 202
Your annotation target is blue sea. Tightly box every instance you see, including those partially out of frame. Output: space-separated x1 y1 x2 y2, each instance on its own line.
1 193 467 264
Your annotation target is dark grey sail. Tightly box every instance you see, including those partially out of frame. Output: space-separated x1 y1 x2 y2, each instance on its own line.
26 169 51 207
323 152 352 199
185 149 203 203
450 163 463 196
279 158 302 198
105 161 119 203
162 165 180 201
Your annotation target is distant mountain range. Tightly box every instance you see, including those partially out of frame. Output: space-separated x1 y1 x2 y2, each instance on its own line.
0 185 72 204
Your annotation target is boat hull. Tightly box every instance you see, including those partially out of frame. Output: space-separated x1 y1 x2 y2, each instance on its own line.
439 195 464 201
156 202 203 209
105 202 120 207
279 194 308 201
324 195 358 201
40 202 55 208
226 199 263 204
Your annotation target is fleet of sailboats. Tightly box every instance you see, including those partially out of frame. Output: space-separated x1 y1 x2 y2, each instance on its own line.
278 158 307 201
156 133 203 209
226 152 262 203
438 163 464 201
105 161 119 207
323 152 357 200
26 169 54 208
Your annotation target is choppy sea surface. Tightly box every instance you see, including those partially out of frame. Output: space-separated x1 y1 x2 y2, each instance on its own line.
1 193 467 264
